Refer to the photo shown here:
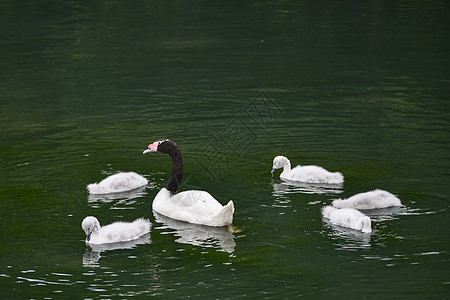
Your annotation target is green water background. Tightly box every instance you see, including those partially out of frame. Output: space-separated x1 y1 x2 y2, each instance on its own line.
0 1 449 298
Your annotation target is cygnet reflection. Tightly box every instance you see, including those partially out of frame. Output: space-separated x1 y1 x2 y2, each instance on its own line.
82 233 151 267
87 186 148 208
272 178 343 196
363 206 406 222
322 220 372 250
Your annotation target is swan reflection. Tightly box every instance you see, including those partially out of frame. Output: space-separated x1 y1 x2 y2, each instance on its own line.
272 179 343 197
82 233 151 267
87 186 148 208
153 211 236 253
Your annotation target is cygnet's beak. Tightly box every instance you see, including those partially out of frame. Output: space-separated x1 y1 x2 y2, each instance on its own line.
271 168 276 174
143 142 158 154
86 233 91 242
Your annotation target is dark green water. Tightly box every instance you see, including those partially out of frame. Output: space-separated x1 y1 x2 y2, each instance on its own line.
1 1 449 298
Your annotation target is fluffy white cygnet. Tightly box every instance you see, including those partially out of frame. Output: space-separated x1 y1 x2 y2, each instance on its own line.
332 189 401 209
81 216 151 244
322 206 372 233
87 172 148 194
271 156 344 184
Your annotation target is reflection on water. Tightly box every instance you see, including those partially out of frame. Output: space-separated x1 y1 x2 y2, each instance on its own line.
320 205 426 251
321 206 408 251
0 0 449 297
271 178 343 197
362 206 405 222
397 192 449 216
87 186 148 209
153 212 235 253
322 220 372 251
82 233 151 267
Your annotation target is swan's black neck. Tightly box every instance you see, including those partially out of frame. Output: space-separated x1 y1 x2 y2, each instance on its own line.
158 140 183 195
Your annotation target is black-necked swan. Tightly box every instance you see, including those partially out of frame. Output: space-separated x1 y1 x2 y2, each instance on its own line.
321 206 372 233
332 189 402 209
271 156 344 184
87 172 148 194
143 138 234 227
81 216 151 244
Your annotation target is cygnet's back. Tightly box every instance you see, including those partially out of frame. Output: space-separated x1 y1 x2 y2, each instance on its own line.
332 189 401 209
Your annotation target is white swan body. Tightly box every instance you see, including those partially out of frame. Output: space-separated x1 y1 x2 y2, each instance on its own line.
81 216 151 244
153 188 234 227
87 172 148 194
272 156 344 184
332 189 401 209
322 206 372 233
144 139 234 227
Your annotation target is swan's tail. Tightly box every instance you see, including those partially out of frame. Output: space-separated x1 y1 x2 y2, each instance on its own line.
211 200 234 227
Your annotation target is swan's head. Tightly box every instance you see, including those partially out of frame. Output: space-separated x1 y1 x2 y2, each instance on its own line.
143 138 171 154
271 156 289 174
82 216 100 242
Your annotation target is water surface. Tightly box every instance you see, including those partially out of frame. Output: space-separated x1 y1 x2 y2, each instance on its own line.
1 1 449 298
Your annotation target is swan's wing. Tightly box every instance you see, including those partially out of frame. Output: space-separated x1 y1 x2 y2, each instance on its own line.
171 190 223 213
153 188 232 226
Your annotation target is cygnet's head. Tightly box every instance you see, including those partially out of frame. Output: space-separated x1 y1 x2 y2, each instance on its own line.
271 156 289 174
82 216 100 242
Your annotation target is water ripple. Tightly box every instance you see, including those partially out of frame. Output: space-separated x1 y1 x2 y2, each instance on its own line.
16 276 72 286
271 179 344 197
153 212 236 253
321 221 372 251
82 233 151 267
